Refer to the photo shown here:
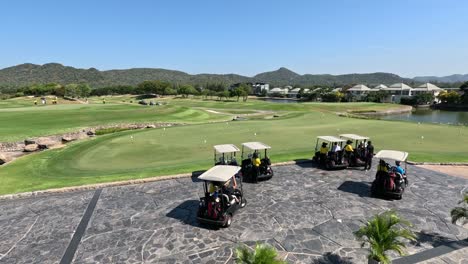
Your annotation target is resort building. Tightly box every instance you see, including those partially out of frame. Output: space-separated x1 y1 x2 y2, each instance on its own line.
229 82 270 95
346 82 446 103
267 87 289 96
347 84 372 101
287 88 310 98
251 82 269 95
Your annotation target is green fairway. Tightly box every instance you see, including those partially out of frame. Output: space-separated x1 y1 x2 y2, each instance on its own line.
0 101 228 142
0 108 467 195
0 96 405 142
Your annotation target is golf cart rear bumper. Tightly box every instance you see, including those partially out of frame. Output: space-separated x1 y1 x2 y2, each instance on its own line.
327 164 347 170
197 217 225 226
257 173 273 180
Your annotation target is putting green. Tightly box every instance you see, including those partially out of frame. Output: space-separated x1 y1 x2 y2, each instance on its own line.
1 110 467 195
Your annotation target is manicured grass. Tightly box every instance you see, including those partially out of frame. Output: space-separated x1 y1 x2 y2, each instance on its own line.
95 127 133 135
0 111 467 195
0 96 404 142
0 102 228 141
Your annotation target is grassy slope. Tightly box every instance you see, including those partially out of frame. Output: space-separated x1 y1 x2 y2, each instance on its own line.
1 110 467 195
0 102 227 142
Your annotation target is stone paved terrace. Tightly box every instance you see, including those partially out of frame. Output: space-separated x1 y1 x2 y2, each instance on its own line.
0 162 467 264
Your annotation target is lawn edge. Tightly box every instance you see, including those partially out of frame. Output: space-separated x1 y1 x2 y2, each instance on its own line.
0 161 302 200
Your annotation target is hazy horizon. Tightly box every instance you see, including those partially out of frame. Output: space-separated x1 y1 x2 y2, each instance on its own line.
1 0 467 78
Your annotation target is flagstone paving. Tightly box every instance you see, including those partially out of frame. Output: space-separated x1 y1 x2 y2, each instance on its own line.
0 162 467 263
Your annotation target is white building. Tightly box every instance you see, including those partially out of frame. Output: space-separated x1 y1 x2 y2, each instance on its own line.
267 87 289 96
252 83 269 95
380 83 412 103
347 84 372 101
346 82 445 103
287 88 310 98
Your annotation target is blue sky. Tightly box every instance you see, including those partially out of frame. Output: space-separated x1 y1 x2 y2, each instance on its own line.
1 0 467 77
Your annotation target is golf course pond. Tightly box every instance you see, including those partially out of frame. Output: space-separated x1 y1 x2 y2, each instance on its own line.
380 109 468 126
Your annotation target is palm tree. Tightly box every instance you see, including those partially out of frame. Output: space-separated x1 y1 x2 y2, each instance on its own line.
451 193 468 225
235 243 287 264
354 210 416 264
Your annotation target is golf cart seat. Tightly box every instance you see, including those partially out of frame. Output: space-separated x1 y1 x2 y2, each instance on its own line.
222 194 236 207
261 157 271 166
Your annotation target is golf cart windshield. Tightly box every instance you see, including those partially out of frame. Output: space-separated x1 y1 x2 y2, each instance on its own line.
315 136 346 151
214 144 240 154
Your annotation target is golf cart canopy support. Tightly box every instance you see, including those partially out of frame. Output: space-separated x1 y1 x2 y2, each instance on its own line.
374 150 408 162
198 165 241 182
214 144 240 154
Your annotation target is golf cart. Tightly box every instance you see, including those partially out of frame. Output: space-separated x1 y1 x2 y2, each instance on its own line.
370 150 409 200
240 142 273 183
339 134 369 168
197 165 247 227
213 144 240 166
312 136 347 170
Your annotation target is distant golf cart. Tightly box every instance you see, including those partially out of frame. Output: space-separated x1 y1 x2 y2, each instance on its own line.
240 142 273 183
213 144 240 166
197 165 247 227
339 134 369 168
312 136 347 170
370 150 409 200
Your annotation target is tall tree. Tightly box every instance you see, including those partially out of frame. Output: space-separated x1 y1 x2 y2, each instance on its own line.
64 84 79 98
77 83 91 97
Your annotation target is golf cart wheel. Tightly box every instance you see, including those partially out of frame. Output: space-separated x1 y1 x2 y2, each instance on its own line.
223 214 232 227
240 198 247 208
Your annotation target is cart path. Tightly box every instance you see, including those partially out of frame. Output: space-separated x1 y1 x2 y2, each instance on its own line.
0 163 467 263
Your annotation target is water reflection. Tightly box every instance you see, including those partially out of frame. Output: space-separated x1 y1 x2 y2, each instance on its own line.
381 109 468 125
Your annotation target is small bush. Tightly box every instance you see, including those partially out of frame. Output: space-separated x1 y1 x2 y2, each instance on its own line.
400 97 417 105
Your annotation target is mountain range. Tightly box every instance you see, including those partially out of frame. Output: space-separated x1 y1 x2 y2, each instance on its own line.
413 74 468 83
0 63 465 89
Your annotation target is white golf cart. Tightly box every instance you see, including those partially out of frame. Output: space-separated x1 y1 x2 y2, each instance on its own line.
240 142 273 182
313 136 347 170
213 144 240 166
197 165 247 227
339 134 370 167
371 150 409 200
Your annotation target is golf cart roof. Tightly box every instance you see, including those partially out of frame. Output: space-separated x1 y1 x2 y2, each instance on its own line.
339 134 370 141
198 165 241 182
317 136 346 143
242 142 271 151
374 150 408 162
213 144 240 154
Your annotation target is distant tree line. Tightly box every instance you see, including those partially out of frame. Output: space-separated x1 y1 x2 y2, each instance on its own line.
0 80 256 102
0 83 92 98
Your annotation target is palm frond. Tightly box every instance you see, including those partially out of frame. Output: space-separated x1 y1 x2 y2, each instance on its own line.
460 193 468 204
354 210 415 263
450 207 467 224
235 245 254 264
235 243 286 264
